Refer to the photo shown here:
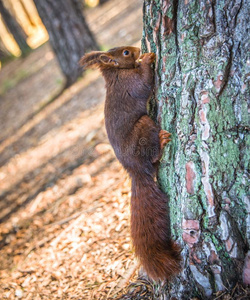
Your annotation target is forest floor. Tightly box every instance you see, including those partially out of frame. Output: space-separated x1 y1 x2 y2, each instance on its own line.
0 1 152 299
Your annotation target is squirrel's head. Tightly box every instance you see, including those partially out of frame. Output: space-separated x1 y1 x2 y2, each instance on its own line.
79 46 141 70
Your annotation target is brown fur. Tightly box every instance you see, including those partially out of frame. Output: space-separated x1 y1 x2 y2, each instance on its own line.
80 46 181 280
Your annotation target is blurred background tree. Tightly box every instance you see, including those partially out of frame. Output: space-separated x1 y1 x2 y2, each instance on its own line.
33 0 99 87
0 0 30 55
0 0 47 59
0 0 99 86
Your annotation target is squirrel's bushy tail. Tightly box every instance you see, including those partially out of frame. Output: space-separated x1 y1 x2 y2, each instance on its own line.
130 173 181 280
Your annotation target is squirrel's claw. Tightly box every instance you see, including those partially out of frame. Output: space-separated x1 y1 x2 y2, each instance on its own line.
159 130 172 150
139 52 156 65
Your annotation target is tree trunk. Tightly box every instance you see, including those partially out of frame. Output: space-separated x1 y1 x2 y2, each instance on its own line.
0 0 30 55
142 0 249 298
33 0 99 87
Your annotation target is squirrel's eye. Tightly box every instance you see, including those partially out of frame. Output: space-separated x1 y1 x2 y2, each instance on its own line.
123 50 130 56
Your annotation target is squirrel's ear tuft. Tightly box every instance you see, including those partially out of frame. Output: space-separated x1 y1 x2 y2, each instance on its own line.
79 51 103 69
100 54 119 67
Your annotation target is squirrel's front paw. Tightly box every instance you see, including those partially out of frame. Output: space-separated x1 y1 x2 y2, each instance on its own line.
139 52 156 64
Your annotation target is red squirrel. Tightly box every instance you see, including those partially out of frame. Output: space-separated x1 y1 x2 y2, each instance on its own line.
80 46 181 280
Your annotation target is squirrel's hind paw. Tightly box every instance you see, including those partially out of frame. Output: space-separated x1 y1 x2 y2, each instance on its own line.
159 130 171 150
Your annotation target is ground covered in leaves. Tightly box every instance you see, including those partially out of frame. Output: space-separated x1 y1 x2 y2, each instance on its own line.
0 1 144 299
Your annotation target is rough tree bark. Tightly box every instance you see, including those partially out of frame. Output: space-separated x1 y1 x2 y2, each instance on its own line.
0 0 30 55
142 0 249 298
33 0 99 87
